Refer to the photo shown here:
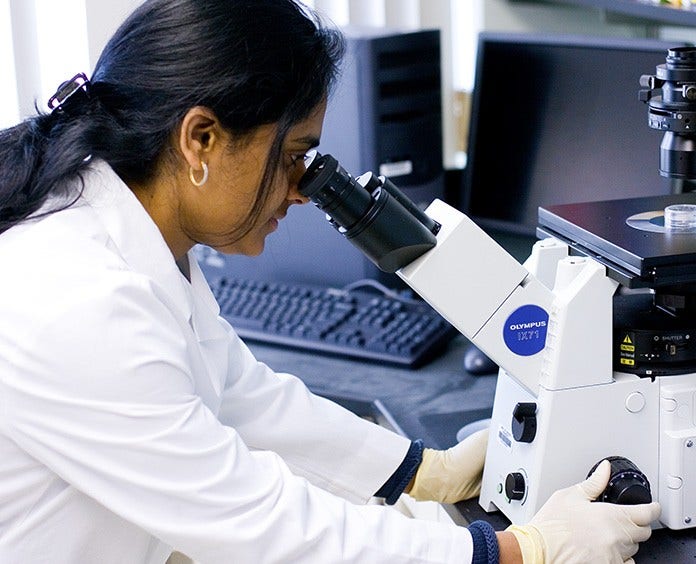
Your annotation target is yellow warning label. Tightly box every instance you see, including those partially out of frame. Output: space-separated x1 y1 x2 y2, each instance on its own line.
620 358 635 366
622 335 633 345
620 344 635 352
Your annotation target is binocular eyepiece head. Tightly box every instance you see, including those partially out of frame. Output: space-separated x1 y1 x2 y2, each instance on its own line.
298 152 440 273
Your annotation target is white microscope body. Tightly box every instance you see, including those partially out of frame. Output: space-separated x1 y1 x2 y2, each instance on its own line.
397 198 696 530
298 151 696 531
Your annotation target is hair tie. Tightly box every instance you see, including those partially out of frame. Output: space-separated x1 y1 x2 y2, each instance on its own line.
47 73 91 115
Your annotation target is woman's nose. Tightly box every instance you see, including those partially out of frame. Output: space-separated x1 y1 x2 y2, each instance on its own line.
288 168 310 205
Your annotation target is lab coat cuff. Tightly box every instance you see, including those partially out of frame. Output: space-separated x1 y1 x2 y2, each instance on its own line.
374 439 423 505
469 520 500 564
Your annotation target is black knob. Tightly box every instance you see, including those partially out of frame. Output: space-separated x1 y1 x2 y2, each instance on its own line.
512 402 537 443
505 472 526 501
685 84 696 101
588 456 652 505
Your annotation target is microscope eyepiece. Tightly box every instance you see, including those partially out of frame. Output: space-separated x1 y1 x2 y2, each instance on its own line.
297 153 440 273
298 153 374 231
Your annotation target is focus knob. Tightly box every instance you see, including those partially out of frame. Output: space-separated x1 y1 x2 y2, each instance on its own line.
512 402 537 443
505 472 526 501
588 456 652 505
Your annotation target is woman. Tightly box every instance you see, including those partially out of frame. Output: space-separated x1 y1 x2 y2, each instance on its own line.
0 1 659 562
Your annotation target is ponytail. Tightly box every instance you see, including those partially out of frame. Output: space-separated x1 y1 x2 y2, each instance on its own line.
0 76 99 233
0 115 67 233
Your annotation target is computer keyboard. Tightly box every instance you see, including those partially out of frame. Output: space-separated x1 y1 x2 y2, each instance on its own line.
209 277 457 367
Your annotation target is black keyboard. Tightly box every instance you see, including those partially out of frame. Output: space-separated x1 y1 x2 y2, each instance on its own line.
209 277 457 367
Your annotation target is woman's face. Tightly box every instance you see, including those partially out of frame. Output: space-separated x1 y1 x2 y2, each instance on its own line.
179 101 327 257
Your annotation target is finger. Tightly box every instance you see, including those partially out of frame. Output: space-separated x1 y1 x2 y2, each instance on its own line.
456 428 489 450
629 524 653 544
468 427 489 452
623 502 662 527
449 427 489 464
579 459 611 499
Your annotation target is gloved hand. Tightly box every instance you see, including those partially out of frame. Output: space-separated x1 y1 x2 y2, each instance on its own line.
408 428 488 503
507 460 661 563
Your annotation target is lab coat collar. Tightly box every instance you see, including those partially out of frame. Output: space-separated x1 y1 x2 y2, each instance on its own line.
188 257 228 345
78 160 195 323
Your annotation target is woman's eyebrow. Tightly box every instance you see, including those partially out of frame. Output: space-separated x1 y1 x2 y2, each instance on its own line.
292 135 320 149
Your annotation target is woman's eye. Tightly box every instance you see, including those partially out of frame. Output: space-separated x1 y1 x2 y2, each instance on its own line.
288 153 307 167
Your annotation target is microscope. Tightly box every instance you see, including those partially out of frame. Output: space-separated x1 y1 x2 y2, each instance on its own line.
298 45 696 530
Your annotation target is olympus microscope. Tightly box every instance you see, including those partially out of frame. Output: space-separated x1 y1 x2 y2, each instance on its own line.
297 46 696 530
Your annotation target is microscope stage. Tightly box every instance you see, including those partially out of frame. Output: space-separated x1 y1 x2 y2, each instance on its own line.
538 193 696 288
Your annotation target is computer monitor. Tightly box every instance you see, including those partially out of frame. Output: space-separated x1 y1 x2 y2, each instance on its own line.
460 33 680 239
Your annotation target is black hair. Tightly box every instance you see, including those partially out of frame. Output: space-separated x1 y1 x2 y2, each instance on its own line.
0 0 344 237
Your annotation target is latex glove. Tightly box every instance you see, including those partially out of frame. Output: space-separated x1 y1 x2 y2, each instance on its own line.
408 427 488 503
507 460 661 564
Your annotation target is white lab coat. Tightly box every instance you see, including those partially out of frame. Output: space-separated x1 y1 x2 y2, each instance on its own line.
0 161 475 563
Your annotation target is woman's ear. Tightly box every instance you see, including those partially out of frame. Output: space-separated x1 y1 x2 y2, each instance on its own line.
177 106 221 171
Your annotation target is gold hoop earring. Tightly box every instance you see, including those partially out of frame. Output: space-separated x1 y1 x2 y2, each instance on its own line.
189 161 209 187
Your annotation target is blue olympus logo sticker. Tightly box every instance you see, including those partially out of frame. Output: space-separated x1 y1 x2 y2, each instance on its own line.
503 305 549 356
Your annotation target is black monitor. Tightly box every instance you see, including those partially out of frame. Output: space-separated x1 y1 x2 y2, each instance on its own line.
460 33 681 239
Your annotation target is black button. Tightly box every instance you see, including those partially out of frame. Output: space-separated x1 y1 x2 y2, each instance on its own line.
505 472 526 501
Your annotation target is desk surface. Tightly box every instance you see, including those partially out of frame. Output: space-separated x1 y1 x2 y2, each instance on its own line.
247 335 696 561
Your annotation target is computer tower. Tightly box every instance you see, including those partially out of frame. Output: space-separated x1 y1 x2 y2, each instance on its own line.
324 27 444 208
198 28 444 289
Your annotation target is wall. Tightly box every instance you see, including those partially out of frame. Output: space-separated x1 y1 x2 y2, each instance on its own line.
84 0 142 69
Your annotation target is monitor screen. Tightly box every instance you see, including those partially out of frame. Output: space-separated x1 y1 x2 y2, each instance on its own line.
461 33 679 237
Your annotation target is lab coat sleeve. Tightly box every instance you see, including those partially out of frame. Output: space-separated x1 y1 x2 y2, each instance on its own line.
0 271 474 564
216 321 412 504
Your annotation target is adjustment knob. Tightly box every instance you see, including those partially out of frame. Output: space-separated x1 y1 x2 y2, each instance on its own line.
512 402 537 443
505 472 526 501
588 456 652 505
684 84 696 101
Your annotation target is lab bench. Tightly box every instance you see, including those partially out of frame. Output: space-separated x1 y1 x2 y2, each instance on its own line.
247 334 696 562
